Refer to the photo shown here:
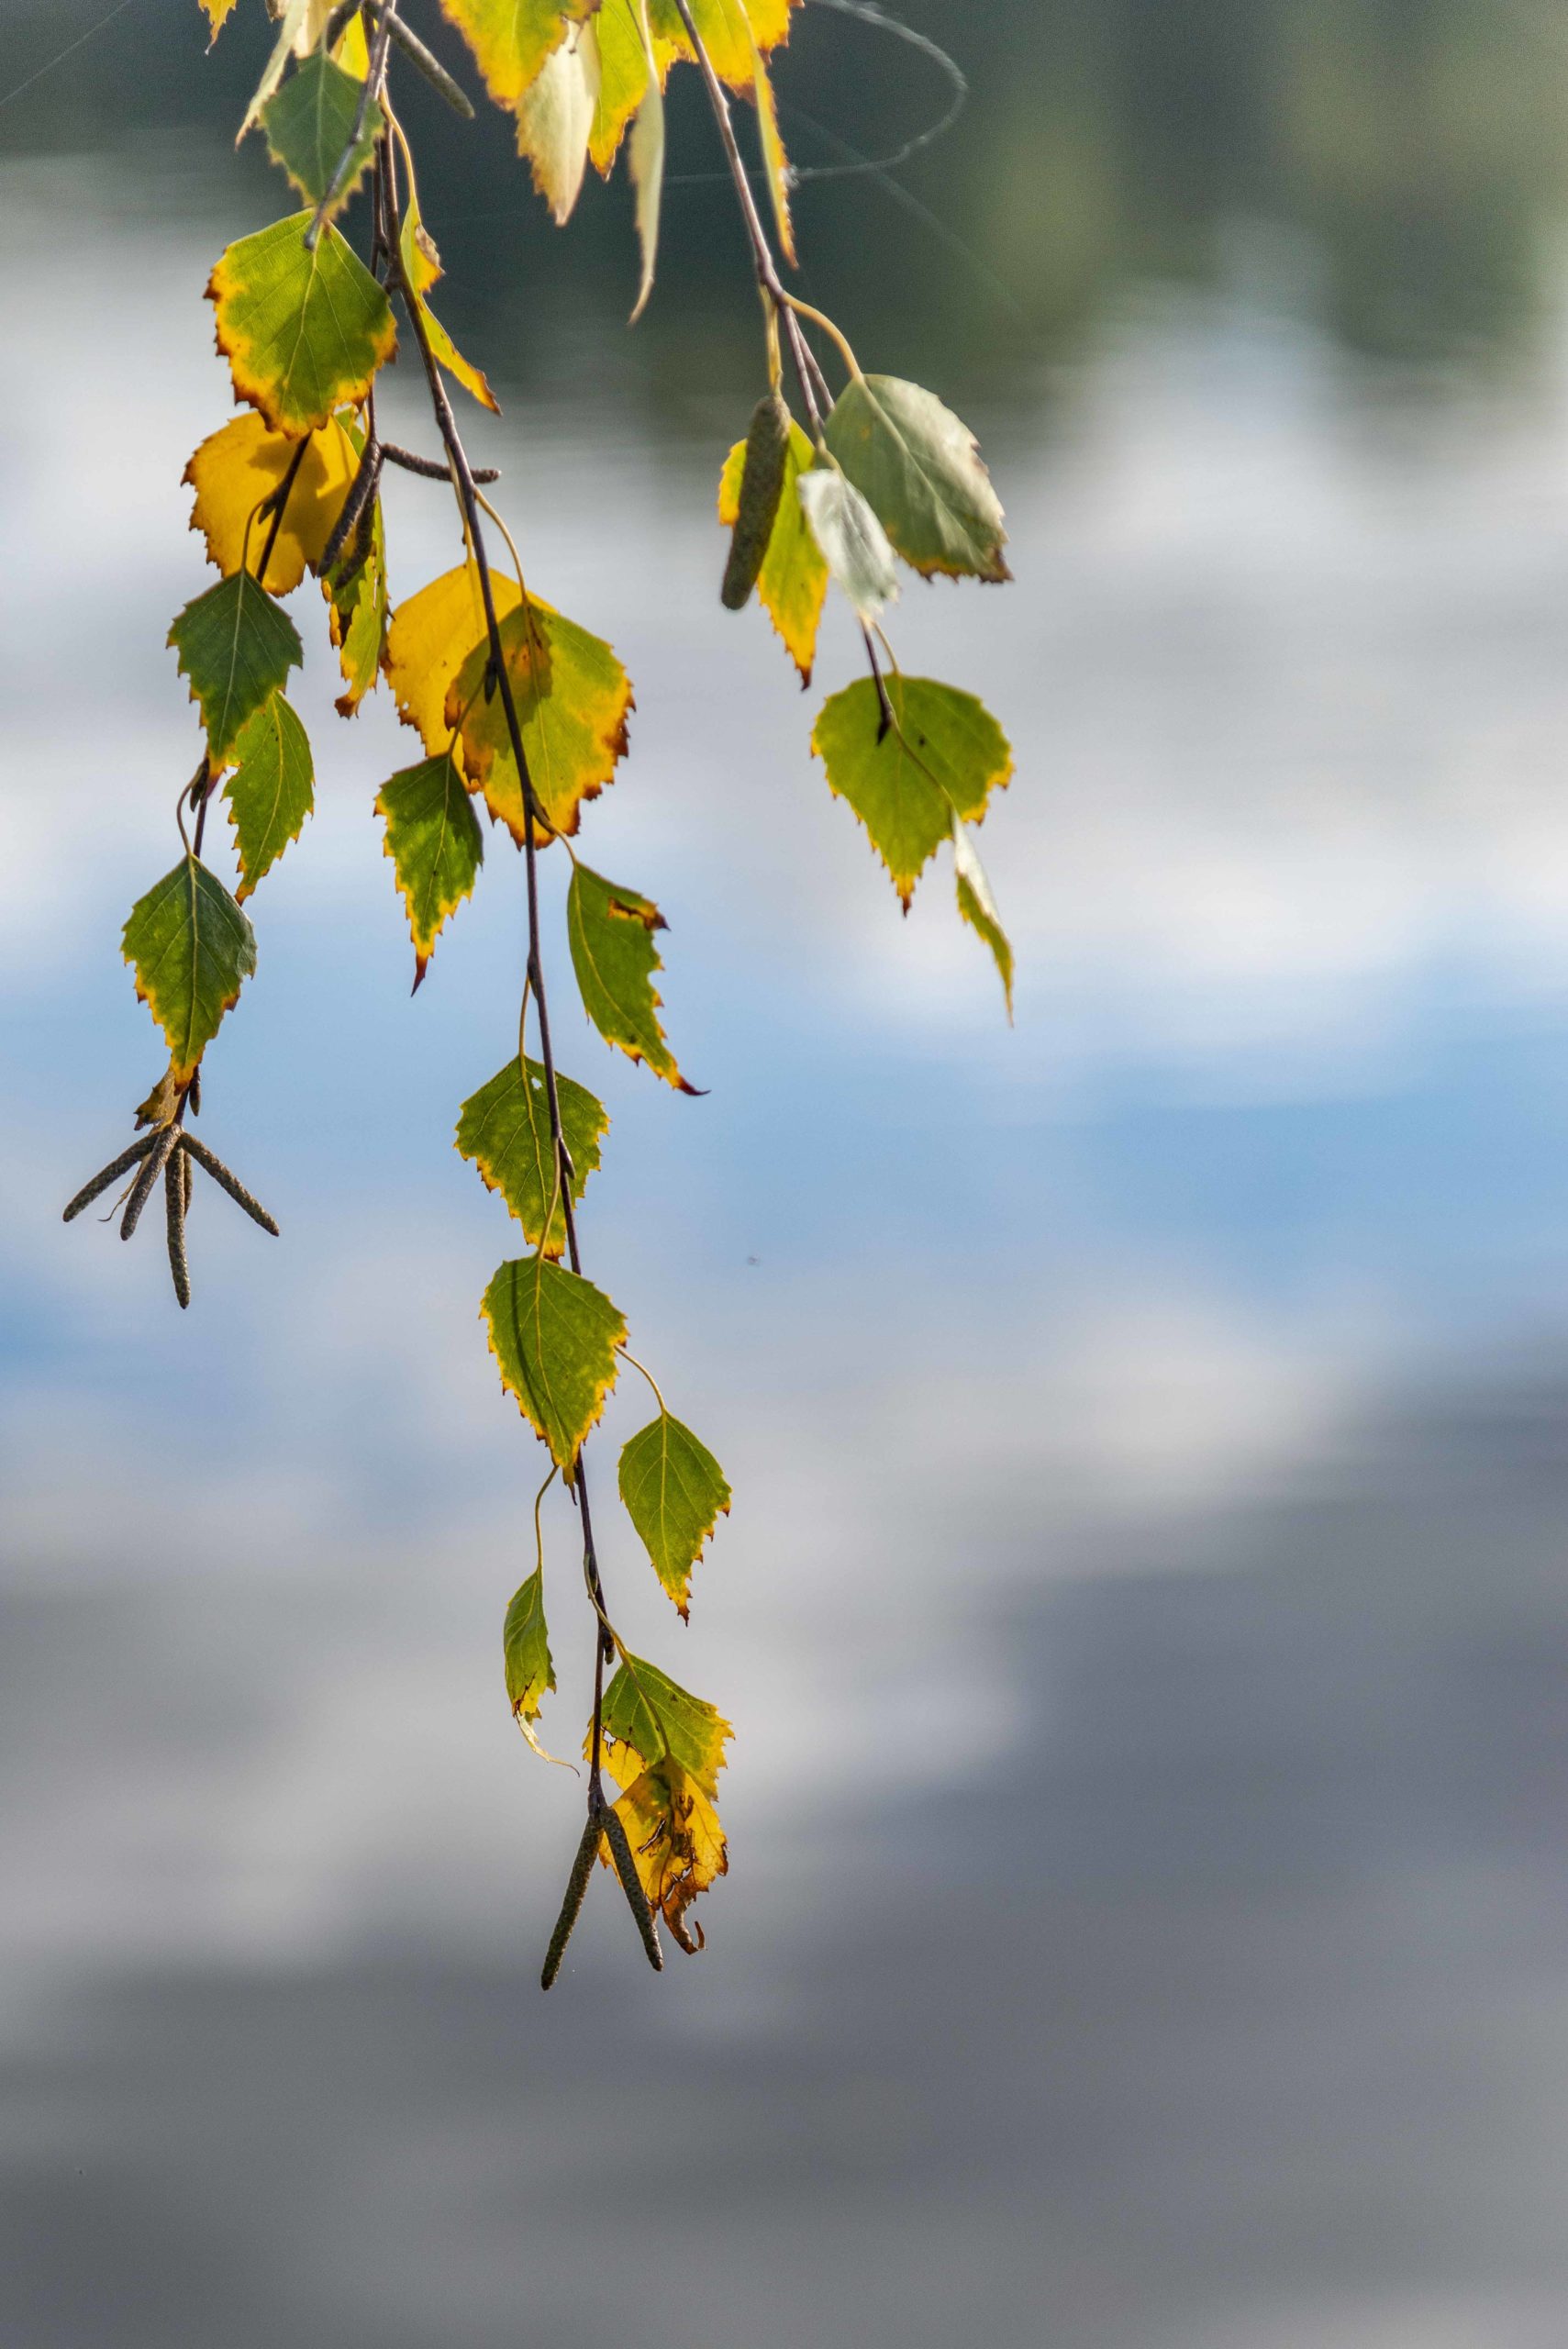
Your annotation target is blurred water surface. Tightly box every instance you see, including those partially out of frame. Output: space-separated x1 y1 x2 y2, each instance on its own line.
6 4 1568 2343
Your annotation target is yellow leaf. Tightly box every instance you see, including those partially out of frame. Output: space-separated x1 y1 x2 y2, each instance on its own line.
603 1763 728 1953
652 0 796 90
434 0 593 107
447 595 632 841
184 412 360 596
335 15 371 75
385 562 523 756
399 191 500 412
717 416 826 683
515 18 600 223
749 36 795 265
201 0 240 39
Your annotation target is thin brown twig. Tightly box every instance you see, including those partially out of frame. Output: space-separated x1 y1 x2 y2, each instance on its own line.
373 73 622 1840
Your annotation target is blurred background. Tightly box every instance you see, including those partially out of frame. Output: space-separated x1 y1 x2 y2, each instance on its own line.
6 0 1568 2341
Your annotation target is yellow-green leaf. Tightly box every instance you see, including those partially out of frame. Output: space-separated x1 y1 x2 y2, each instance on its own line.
375 751 484 983
566 863 693 1091
503 1567 555 1723
749 35 795 265
398 195 499 411
386 562 521 754
810 674 1012 907
448 596 632 841
823 374 1010 584
122 856 257 1081
239 0 311 135
598 1653 731 1797
322 483 387 715
184 411 361 596
224 692 315 897
717 416 825 682
651 0 795 89
514 18 599 222
590 0 679 172
602 1760 727 1952
168 570 304 763
261 50 384 216
456 1056 607 1256
952 820 1014 1018
434 0 592 106
482 1254 626 1471
208 211 396 437
618 1411 730 1617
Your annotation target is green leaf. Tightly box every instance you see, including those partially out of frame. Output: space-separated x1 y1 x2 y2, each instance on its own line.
456 1055 607 1256
598 1653 732 1798
168 570 303 764
618 1411 730 1618
565 863 694 1093
223 692 314 898
796 465 900 627
207 211 396 436
482 1254 626 1471
717 416 827 683
261 50 384 215
448 596 632 842
375 751 484 985
503 1566 556 1724
810 674 1013 907
823 374 1010 584
952 820 1014 1018
122 855 257 1081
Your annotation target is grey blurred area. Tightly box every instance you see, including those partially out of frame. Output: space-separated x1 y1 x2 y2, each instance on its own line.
6 1 1568 2343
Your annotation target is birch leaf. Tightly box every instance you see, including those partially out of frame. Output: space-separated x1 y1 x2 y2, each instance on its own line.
208 211 396 436
261 50 383 215
239 0 311 136
515 20 599 224
386 562 521 755
797 465 900 627
448 596 632 841
603 1762 727 1952
435 0 593 106
598 1653 732 1796
122 857 257 1081
503 1567 556 1724
652 0 796 89
618 1412 730 1617
456 1056 607 1255
398 195 500 412
184 411 360 595
482 1254 627 1472
322 497 388 716
590 0 679 172
810 674 1012 907
566 863 694 1092
749 35 795 265
627 6 665 322
224 692 315 897
823 374 1010 584
717 416 825 681
952 820 1014 1018
375 751 484 983
202 0 240 41
168 570 304 763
